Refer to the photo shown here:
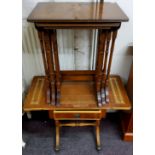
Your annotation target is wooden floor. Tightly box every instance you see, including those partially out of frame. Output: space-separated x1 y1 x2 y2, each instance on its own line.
23 75 131 111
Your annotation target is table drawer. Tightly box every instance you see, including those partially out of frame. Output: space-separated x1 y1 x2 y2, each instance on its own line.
53 110 102 120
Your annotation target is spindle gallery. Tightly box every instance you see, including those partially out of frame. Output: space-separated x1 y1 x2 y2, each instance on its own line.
23 2 131 151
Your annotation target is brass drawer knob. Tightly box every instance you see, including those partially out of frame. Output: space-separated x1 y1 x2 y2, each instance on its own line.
74 113 80 118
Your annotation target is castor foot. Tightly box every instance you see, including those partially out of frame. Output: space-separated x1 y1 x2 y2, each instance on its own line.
96 145 101 151
55 146 60 151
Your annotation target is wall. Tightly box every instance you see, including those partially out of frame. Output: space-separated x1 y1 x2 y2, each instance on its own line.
22 0 133 90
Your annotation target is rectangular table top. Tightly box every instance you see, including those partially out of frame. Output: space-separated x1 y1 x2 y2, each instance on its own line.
27 2 128 23
23 75 131 111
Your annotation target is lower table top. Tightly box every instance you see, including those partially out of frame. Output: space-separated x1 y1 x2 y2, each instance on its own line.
23 75 131 111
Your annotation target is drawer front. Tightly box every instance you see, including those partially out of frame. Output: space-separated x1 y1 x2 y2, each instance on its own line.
54 110 102 120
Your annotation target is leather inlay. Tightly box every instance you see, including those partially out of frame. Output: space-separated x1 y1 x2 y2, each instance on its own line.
31 78 44 104
110 77 124 104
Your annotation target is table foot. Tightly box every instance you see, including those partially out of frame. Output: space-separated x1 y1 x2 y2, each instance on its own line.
96 145 101 151
55 146 60 151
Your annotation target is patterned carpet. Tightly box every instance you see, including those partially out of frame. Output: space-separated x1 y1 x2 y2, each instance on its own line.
22 112 132 155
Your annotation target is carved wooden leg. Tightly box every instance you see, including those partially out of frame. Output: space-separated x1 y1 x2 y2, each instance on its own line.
96 120 101 150
96 30 106 107
50 30 61 106
55 120 60 151
43 30 56 105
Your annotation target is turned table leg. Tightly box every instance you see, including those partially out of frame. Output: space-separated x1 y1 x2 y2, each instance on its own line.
96 120 101 150
37 30 50 104
101 29 118 104
101 30 111 104
50 30 61 106
43 30 56 105
55 120 60 151
96 30 106 107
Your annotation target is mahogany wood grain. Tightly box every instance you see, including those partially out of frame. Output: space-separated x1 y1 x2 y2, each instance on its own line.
60 70 96 82
23 75 131 111
60 70 95 81
35 22 121 29
61 75 94 81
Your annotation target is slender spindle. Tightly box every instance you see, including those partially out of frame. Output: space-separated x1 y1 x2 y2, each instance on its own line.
43 30 56 105
101 31 111 104
96 30 107 107
105 29 118 103
37 30 50 104
50 30 61 106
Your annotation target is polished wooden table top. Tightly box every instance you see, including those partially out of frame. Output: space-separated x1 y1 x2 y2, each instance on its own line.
23 75 131 111
27 2 128 23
